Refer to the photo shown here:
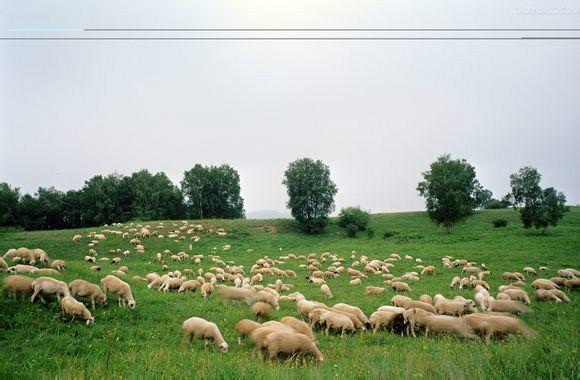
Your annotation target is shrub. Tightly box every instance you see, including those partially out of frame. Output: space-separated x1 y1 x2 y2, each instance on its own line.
492 219 508 228
345 223 358 238
338 207 370 231
366 227 375 239
383 230 400 239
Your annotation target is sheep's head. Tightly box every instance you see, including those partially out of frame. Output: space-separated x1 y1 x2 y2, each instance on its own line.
128 300 136 309
86 317 95 326
219 342 229 353
316 353 325 362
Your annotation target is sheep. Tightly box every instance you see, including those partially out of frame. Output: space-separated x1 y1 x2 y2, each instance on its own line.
235 319 261 344
68 279 107 309
523 267 537 276
350 278 362 286
333 303 370 326
264 331 324 362
280 316 316 342
420 266 436 276
434 300 476 316
250 326 291 352
557 269 576 279
463 314 534 342
550 277 567 286
60 296 94 325
365 286 387 296
118 266 128 274
402 308 434 337
84 256 96 263
148 275 170 289
89 265 101 272
462 266 481 275
320 284 333 299
532 279 559 290
470 280 490 291
474 291 490 311
564 279 580 289
377 305 406 314
320 311 355 336
496 293 511 301
253 290 280 310
72 235 82 242
30 277 70 302
178 280 201 294
251 301 274 319
182 317 228 352
3 275 34 300
405 300 436 314
419 295 433 305
424 315 477 339
392 295 413 308
50 260 66 271
502 272 520 281
488 299 532 314
450 276 461 288
369 310 400 333
160 278 183 292
504 289 531 305
7 264 38 274
297 299 329 319
100 275 136 309
549 289 570 302
0 257 8 272
391 281 411 292
535 289 562 302
201 283 215 298
459 277 470 290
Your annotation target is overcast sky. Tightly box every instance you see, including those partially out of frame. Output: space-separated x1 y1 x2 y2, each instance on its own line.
1 1 579 214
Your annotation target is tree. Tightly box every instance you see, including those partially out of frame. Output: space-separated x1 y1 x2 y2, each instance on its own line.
80 173 133 226
474 185 493 210
130 170 185 220
0 182 20 227
509 167 568 233
417 154 481 233
338 206 370 237
181 164 244 219
283 158 337 233
484 196 511 209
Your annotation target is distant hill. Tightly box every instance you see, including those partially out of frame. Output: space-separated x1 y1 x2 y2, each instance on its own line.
245 210 291 219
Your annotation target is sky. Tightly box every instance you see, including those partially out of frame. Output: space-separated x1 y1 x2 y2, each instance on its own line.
1 1 579 215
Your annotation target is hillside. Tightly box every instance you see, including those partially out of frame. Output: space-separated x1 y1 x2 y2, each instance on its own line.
0 208 579 378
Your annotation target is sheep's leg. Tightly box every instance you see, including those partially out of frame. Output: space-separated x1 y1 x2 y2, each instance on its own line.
118 297 122 307
30 288 40 303
91 298 96 310
238 336 242 345
324 326 330 336
425 327 429 338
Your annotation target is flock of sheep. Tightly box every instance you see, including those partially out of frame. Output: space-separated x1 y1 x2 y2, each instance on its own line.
1 220 578 363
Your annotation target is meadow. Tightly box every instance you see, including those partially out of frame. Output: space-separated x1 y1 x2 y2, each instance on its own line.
0 208 579 379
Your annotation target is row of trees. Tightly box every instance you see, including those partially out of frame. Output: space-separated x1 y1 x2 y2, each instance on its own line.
0 165 244 230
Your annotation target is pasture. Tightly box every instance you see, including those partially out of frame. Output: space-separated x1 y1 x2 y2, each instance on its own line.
1 208 579 379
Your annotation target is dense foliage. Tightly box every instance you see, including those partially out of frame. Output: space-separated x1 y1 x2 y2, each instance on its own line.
338 206 370 237
509 166 568 233
417 154 486 232
283 158 337 234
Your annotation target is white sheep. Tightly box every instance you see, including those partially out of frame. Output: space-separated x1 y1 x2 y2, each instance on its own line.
68 279 107 309
320 311 355 336
320 284 333 299
31 277 70 302
182 317 228 352
60 296 94 325
3 275 34 300
50 260 66 271
263 331 324 362
100 275 136 309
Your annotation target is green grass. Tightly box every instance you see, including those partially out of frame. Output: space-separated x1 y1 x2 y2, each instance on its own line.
0 208 579 379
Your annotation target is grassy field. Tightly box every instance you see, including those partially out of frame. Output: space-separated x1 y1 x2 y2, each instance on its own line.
0 208 579 379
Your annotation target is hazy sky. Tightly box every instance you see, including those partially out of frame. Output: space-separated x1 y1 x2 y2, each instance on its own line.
1 1 579 214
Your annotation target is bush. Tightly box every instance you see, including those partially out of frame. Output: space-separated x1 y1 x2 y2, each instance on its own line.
492 219 508 228
345 223 358 238
383 230 400 239
338 207 370 231
366 227 375 239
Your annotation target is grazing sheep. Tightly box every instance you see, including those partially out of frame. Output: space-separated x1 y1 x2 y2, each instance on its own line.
502 272 520 281
320 284 333 299
280 316 316 342
402 308 434 337
459 277 471 290
532 279 559 290
420 266 436 276
0 257 8 272
424 315 477 339
405 300 436 314
369 310 401 333
474 292 490 311
68 279 107 309
470 280 490 291
496 293 511 301
391 281 411 292
89 265 101 272
365 286 387 296
433 294 448 305
535 289 562 302
549 289 570 302
3 275 34 300
60 296 94 325
557 269 576 279
31 277 70 302
419 295 433 305
160 278 183 292
201 283 215 298
463 313 534 342
523 267 537 276
333 303 370 326
50 260 66 271
392 295 413 308
264 331 324 362
250 326 290 351
100 275 136 309
297 299 329 319
504 289 531 305
72 235 82 242
564 279 580 289
235 319 261 344
251 301 274 319
178 280 201 294
320 311 355 336
450 276 461 289
7 264 38 274
435 300 476 317
377 305 406 314
550 277 567 286
488 299 532 314
182 317 228 352
350 278 362 286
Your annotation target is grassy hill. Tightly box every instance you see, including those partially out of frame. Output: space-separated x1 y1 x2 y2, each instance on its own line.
0 208 579 378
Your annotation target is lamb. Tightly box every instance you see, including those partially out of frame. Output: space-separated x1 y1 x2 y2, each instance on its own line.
434 300 476 316
235 319 261 344
320 311 355 336
424 315 477 339
333 303 370 326
263 331 324 362
68 279 107 309
280 316 316 342
504 289 531 305
100 275 136 309
392 295 413 308
463 313 534 342
182 317 228 352
488 299 532 314
532 279 559 290
30 277 70 302
391 281 411 292
365 286 387 295
178 280 201 294
251 301 274 319
320 284 333 299
3 275 34 300
50 260 66 271
60 296 94 325
535 289 561 302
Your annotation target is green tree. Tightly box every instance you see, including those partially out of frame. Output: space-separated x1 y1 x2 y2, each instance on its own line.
130 170 185 220
283 158 337 234
338 206 370 237
80 173 133 226
181 164 244 219
0 182 20 227
509 167 568 233
417 154 481 233
474 185 493 210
